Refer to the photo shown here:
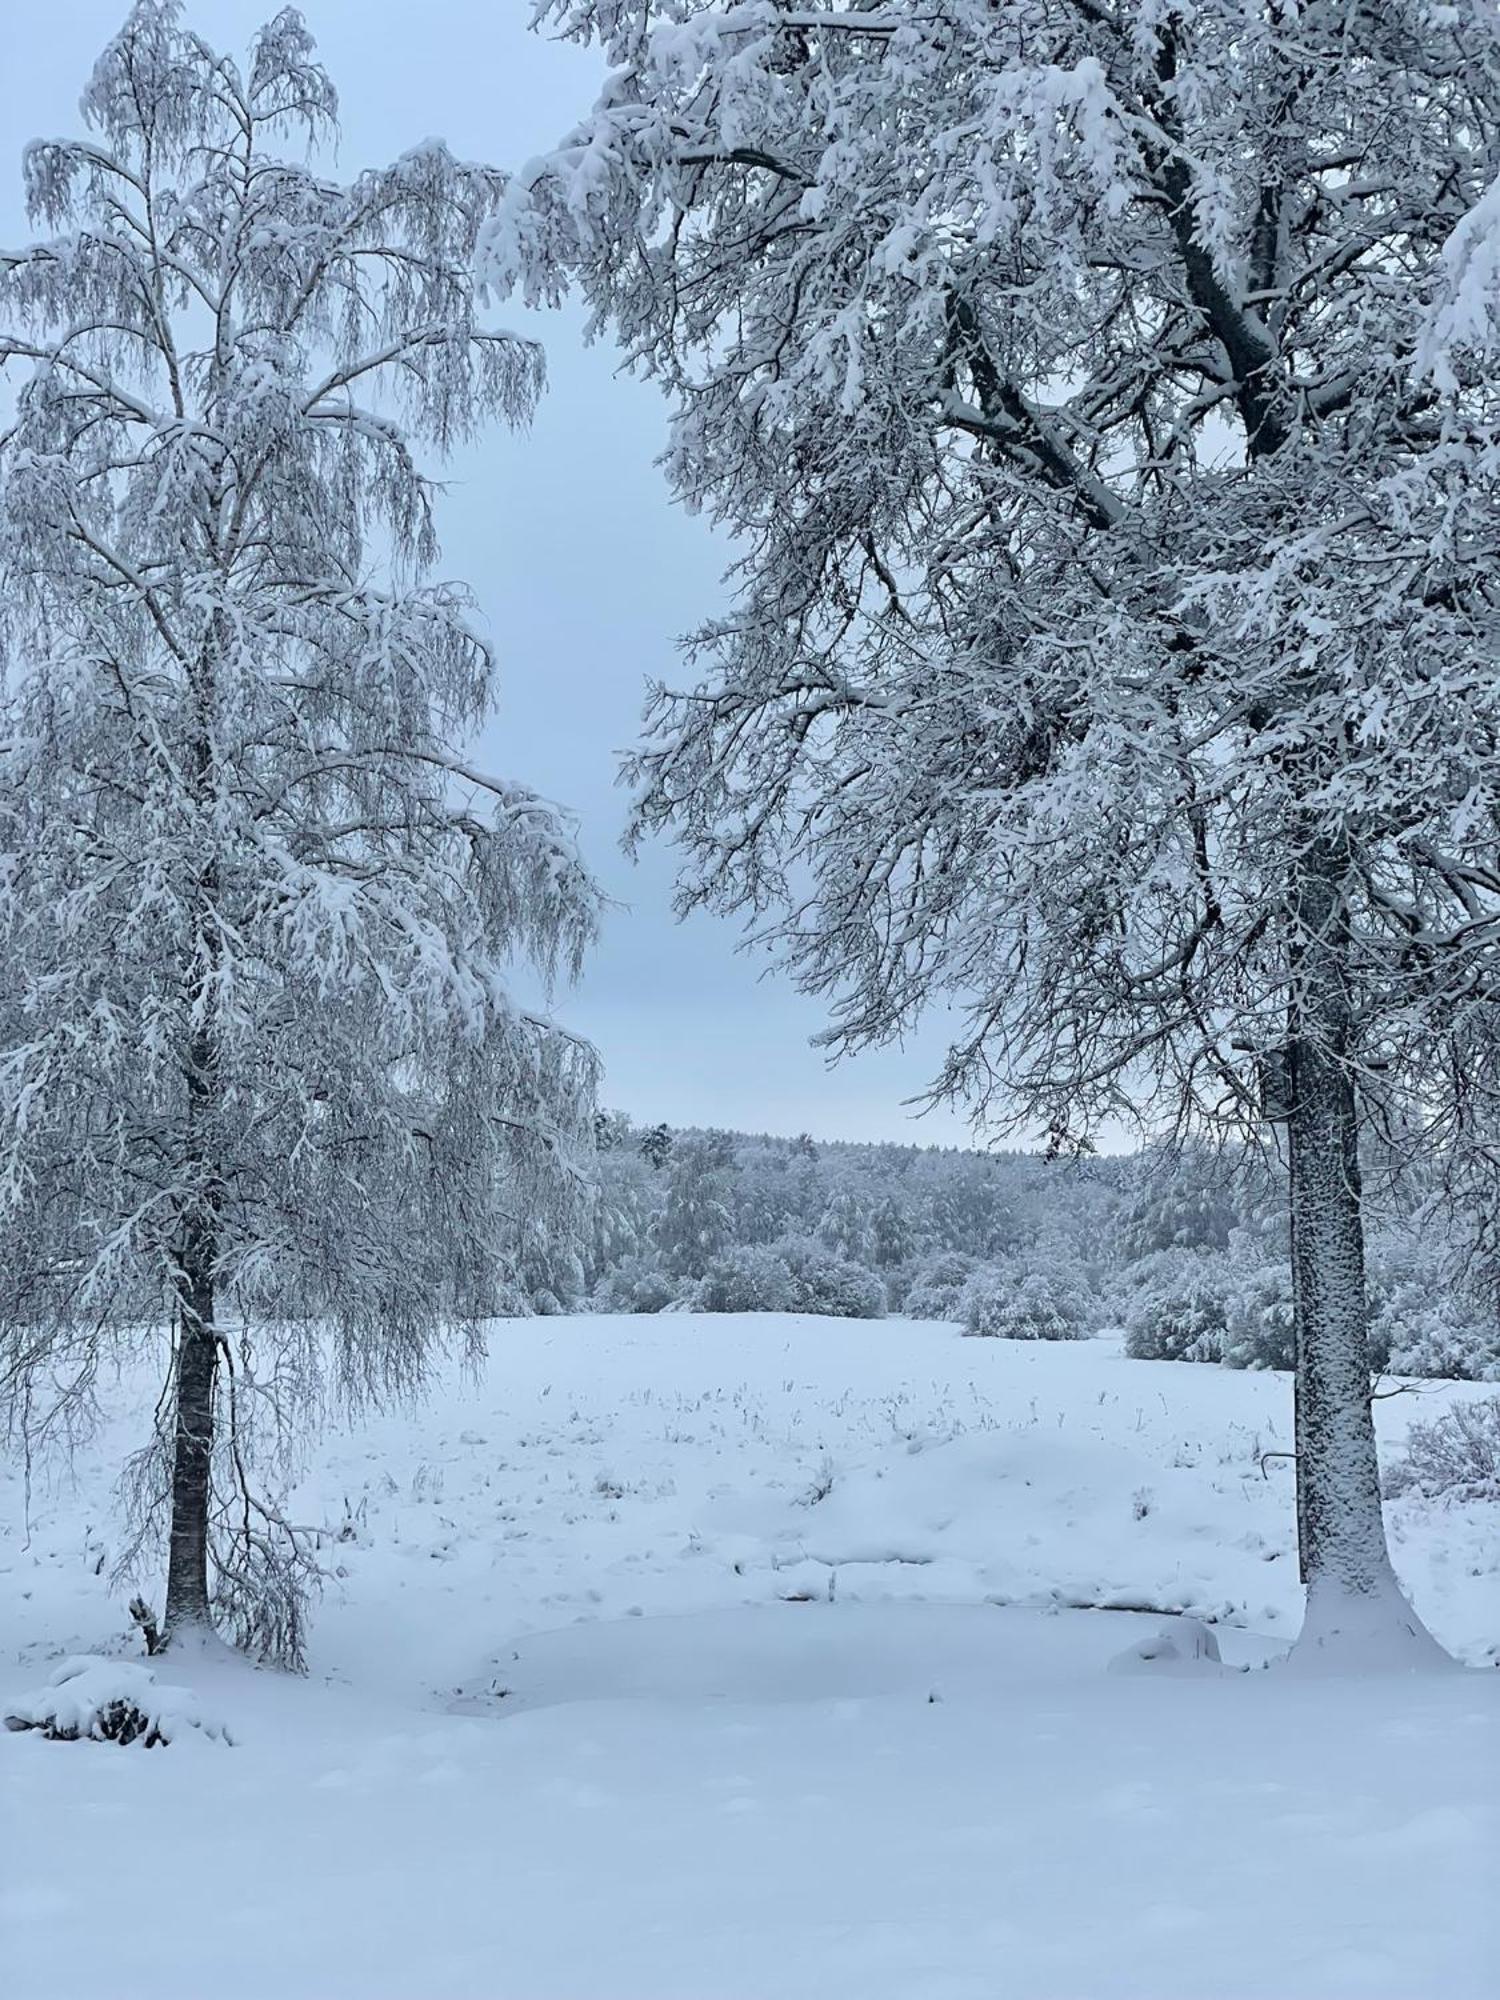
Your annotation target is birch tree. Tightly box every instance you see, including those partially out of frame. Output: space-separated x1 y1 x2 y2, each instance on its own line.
0 1 599 1662
486 0 1500 1663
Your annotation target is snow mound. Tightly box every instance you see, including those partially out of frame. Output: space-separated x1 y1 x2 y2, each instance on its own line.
4 1656 234 1748
1108 1616 1229 1675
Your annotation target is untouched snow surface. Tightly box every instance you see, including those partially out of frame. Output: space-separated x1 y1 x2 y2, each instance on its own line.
2 1312 1496 1998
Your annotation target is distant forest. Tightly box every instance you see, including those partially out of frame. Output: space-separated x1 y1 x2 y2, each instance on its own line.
546 1119 1500 1386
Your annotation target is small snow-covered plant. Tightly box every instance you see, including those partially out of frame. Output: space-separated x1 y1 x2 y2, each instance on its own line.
0 3 599 1664
4 1657 232 1748
777 1238 887 1320
694 1244 798 1314
1383 1397 1500 1503
1123 1255 1229 1364
961 1263 1092 1342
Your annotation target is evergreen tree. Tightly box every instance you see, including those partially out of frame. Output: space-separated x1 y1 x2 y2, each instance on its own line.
654 1137 734 1278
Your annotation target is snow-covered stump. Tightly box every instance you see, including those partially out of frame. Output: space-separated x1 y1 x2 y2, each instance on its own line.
4 1657 233 1748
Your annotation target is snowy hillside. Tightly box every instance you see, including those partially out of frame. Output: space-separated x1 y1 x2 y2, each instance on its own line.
3 1312 1496 1999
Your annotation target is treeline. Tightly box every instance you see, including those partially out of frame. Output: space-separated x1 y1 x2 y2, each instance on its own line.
570 1120 1500 1384
578 1116 1117 1322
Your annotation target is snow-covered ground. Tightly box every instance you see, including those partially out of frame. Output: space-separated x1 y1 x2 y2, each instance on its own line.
3 1313 1496 1998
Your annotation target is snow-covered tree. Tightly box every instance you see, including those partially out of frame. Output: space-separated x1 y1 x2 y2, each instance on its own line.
817 1185 874 1263
1112 1141 1255 1261
869 1193 913 1271
487 0 1500 1665
654 1134 734 1276
0 3 599 1661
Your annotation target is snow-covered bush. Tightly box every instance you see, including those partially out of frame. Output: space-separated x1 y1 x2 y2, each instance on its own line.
3 1658 232 1748
1383 1397 1500 1503
592 1257 680 1315
694 1245 798 1314
777 1238 887 1319
1221 1260 1297 1372
901 1251 983 1321
1122 1255 1229 1363
1369 1282 1500 1383
961 1264 1092 1342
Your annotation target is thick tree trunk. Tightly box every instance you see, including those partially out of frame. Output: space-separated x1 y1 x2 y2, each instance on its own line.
162 1235 218 1641
1284 844 1445 1668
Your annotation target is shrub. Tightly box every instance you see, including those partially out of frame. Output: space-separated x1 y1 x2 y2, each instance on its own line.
1123 1254 1228 1362
592 1256 680 1315
961 1263 1092 1341
1369 1282 1500 1382
694 1244 799 1313
777 1237 887 1318
901 1250 982 1321
1383 1396 1500 1503
1222 1260 1297 1371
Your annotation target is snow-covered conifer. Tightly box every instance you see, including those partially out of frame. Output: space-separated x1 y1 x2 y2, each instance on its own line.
0 2 599 1660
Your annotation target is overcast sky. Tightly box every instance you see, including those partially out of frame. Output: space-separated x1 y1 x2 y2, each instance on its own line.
1 1 995 1147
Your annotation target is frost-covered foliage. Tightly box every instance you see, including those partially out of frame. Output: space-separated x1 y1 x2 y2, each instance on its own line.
593 1256 681 1317
589 1116 1500 1383
777 1237 887 1320
1221 1259 1298 1374
960 1262 1093 1342
1111 1143 1276 1262
694 1244 799 1315
0 3 598 1657
1116 1229 1500 1380
3 1657 231 1748
586 1119 1116 1316
1384 1397 1500 1504
1370 1285 1500 1384
1123 1257 1230 1365
492 0 1500 1163
900 1251 984 1322
690 1234 885 1317
817 1188 876 1265
655 1134 737 1279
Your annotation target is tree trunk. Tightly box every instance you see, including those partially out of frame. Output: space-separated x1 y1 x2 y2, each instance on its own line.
162 1231 218 1642
163 644 225 1648
1285 843 1445 1667
163 983 221 1645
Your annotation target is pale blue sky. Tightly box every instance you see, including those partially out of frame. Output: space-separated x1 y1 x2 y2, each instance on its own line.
1 2 992 1146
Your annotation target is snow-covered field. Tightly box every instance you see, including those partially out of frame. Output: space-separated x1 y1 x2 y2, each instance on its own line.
3 1312 1497 1999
